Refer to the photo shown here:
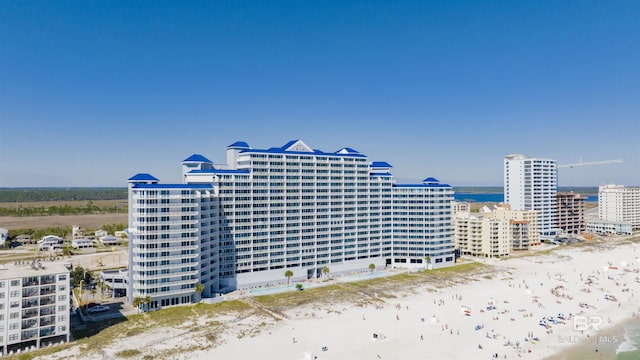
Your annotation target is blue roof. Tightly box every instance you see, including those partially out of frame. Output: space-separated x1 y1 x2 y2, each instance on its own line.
423 177 440 183
371 161 393 168
238 140 368 157
183 154 212 163
370 172 393 177
128 173 159 182
336 147 360 154
132 183 213 189
394 183 451 188
227 141 250 148
188 169 251 174
239 148 367 157
280 139 300 150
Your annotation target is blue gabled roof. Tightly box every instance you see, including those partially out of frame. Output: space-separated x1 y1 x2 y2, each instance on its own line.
227 141 250 148
183 154 212 163
336 147 360 154
280 139 300 150
188 169 251 174
128 173 159 182
370 172 393 177
371 161 393 168
423 177 440 183
132 183 213 189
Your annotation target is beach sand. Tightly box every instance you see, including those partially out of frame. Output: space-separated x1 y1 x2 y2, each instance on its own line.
42 236 640 360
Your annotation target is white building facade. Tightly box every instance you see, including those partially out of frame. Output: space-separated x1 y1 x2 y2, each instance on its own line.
0 262 70 355
504 154 558 238
598 184 640 231
127 140 455 308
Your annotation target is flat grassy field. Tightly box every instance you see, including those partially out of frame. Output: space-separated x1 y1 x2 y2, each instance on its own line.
0 200 127 230
0 213 128 230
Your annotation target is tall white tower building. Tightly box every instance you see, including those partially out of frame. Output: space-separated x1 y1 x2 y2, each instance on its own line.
127 140 456 309
599 184 640 231
504 154 558 238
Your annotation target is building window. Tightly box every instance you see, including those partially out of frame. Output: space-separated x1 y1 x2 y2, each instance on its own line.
10 280 19 287
8 334 17 341
10 290 19 298
9 323 18 330
9 312 18 319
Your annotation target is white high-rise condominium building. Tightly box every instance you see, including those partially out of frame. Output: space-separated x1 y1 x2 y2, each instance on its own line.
0 261 70 356
599 184 640 231
504 154 558 238
128 140 455 309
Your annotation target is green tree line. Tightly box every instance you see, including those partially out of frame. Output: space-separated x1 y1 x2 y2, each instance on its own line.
0 201 127 217
0 188 127 202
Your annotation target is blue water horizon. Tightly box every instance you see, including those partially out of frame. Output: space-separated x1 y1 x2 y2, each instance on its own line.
453 193 598 203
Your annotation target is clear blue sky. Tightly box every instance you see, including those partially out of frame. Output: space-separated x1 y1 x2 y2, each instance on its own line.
1 1 638 187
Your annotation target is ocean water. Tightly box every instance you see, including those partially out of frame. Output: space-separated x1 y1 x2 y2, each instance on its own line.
616 320 640 359
560 318 640 360
453 193 598 203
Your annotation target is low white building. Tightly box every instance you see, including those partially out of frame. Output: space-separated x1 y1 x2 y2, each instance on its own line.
0 261 70 355
99 236 118 246
37 236 63 251
71 238 94 249
586 220 633 236
94 230 108 238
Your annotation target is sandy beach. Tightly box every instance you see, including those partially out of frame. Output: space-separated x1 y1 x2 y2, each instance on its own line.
42 237 640 360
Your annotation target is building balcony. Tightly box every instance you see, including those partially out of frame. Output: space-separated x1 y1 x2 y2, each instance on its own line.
40 287 55 296
132 261 199 272
133 253 197 263
40 296 56 306
21 329 39 341
22 289 39 298
132 269 198 281
133 278 197 290
21 319 38 329
40 326 56 337
22 309 39 319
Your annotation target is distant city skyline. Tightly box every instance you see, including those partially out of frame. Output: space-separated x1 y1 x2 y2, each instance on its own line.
1 1 638 187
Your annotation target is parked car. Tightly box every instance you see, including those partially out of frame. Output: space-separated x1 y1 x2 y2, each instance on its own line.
87 305 110 314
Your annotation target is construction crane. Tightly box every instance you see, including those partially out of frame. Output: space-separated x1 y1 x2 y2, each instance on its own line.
557 159 623 169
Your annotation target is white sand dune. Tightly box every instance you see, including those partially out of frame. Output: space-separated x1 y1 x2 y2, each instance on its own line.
43 238 640 360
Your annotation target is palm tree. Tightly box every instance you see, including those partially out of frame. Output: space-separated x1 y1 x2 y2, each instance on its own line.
133 297 143 314
322 266 330 279
195 283 205 301
143 295 152 312
295 283 304 291
62 246 73 258
284 270 294 286
368 263 375 272
425 255 432 270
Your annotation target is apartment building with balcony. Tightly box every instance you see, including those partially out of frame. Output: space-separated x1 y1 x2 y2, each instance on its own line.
0 261 70 356
453 204 536 257
504 154 558 238
556 192 586 234
127 140 455 308
599 184 640 231
483 204 539 248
